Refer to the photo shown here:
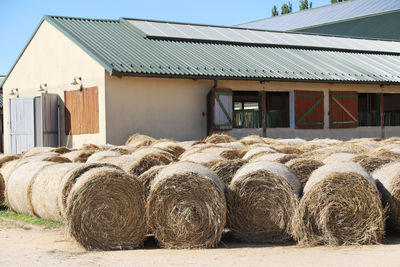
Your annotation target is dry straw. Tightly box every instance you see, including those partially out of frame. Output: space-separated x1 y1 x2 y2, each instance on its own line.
180 152 224 168
152 141 186 158
137 165 166 198
31 163 82 221
210 159 247 187
0 154 20 202
293 162 385 246
66 165 146 250
147 161 226 249
322 152 357 165
240 135 266 146
285 158 324 189
242 147 276 161
226 161 300 243
7 161 57 215
373 162 400 232
204 134 236 144
250 153 298 164
109 146 135 155
62 150 96 163
86 151 121 163
357 156 394 174
125 133 155 148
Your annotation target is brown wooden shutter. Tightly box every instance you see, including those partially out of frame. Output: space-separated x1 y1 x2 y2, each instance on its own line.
209 88 233 132
329 91 358 128
64 87 99 134
295 90 324 129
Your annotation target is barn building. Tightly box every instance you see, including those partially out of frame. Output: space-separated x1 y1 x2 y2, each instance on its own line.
238 0 400 41
2 15 400 153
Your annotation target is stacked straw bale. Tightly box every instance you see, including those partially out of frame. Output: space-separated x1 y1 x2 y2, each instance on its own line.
31 163 82 221
373 162 400 232
293 162 385 246
250 153 298 164
63 150 96 163
226 161 300 243
204 134 236 144
125 133 155 148
357 156 394 174
0 154 20 202
147 161 226 249
180 152 224 168
322 153 357 165
7 161 57 215
66 164 146 250
210 159 247 187
109 146 135 155
240 135 266 146
86 151 121 163
138 165 166 198
152 141 185 158
242 147 276 161
285 158 324 190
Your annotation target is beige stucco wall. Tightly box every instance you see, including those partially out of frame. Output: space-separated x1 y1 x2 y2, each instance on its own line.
105 77 400 143
2 20 106 152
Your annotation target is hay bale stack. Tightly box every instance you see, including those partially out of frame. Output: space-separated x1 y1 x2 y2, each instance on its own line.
179 141 198 150
80 144 104 151
63 150 96 163
51 146 71 154
31 163 82 221
181 152 224 168
270 144 302 155
57 163 119 219
275 138 306 146
220 149 246 160
7 161 57 215
86 151 121 163
138 165 166 198
210 159 247 187
242 147 276 161
102 148 175 176
152 141 185 158
369 147 400 160
301 146 354 161
373 162 400 232
322 153 357 165
285 158 324 189
293 162 384 246
240 135 266 146
296 143 328 153
0 154 21 201
125 133 155 148
251 153 298 164
147 161 226 248
226 161 300 243
22 152 71 164
357 156 394 174
21 147 54 158
204 134 236 144
109 146 135 155
66 165 146 250
342 141 379 154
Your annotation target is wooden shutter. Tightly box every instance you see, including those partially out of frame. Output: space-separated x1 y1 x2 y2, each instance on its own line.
64 87 99 134
209 88 233 132
329 91 358 128
295 91 324 129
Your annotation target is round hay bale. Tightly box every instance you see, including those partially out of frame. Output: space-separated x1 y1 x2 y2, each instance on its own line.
210 159 247 187
275 138 306 146
109 146 135 155
0 154 20 168
66 165 146 250
51 146 71 154
125 133 155 148
227 161 300 243
369 147 400 160
342 141 379 154
383 137 400 144
137 165 166 198
285 158 324 189
86 151 121 163
204 134 236 144
179 141 198 150
240 135 266 146
31 163 82 221
22 152 71 164
21 147 54 158
242 147 276 161
301 145 354 161
152 141 185 158
57 163 118 219
102 148 175 177
322 152 357 165
63 150 96 163
147 161 226 248
80 144 104 151
270 145 302 155
220 148 245 160
216 141 244 149
373 162 400 231
181 152 224 168
296 143 328 153
7 161 57 215
357 156 394 174
251 153 298 164
293 162 384 246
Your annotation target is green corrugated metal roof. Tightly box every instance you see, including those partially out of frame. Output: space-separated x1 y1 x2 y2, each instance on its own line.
294 11 400 41
4 16 400 87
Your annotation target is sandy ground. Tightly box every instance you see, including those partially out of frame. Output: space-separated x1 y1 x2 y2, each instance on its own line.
1 219 400 267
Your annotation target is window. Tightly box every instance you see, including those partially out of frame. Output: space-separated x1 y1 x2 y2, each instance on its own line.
384 94 400 126
64 87 99 134
266 92 289 128
233 91 260 128
358 93 379 126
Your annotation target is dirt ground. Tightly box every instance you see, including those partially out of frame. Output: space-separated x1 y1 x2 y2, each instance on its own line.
1 219 400 267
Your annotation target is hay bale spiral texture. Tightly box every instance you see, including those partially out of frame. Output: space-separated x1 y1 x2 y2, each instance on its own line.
147 161 226 249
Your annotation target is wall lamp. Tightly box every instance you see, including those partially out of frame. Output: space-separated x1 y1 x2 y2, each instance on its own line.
71 76 83 89
9 88 19 98
38 83 48 93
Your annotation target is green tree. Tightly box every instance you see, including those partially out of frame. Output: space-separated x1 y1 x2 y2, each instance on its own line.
331 0 348 3
281 2 293 14
299 0 312 10
272 5 279 16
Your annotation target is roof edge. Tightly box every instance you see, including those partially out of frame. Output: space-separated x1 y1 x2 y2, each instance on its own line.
44 15 115 75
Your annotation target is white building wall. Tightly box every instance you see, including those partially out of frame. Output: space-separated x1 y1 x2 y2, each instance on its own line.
2 20 106 152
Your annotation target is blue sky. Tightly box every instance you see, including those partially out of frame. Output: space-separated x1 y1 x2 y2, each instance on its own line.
0 0 328 75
